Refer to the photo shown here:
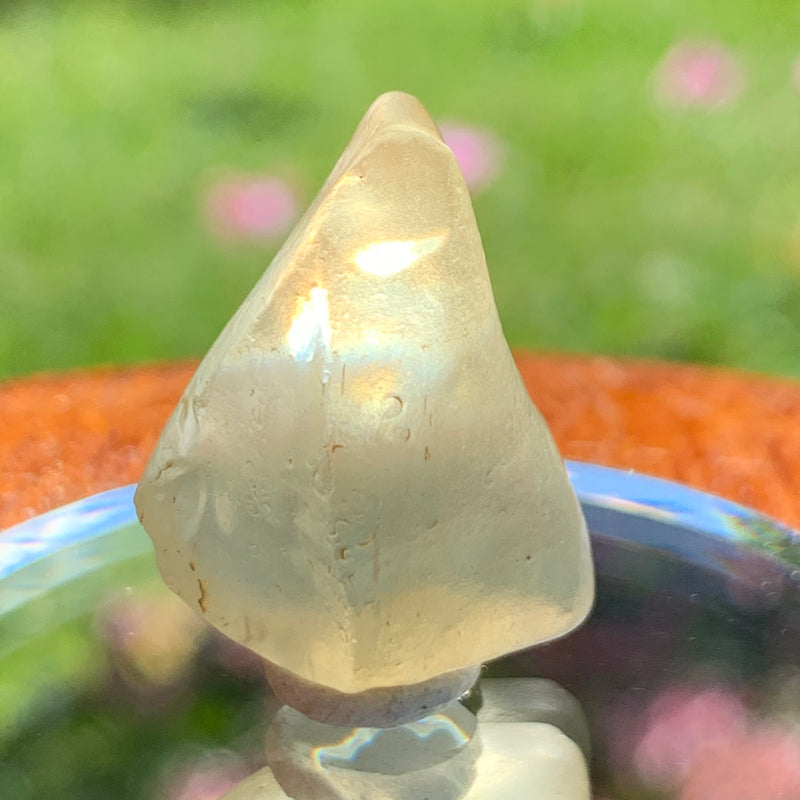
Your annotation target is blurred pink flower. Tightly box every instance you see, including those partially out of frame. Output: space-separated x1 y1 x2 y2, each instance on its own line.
166 751 249 800
438 122 504 192
680 725 800 800
96 592 206 692
654 41 743 108
204 174 298 241
632 685 749 786
170 772 240 800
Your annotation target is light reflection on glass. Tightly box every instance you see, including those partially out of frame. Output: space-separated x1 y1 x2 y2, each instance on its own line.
286 287 331 361
313 712 473 770
3 463 800 799
353 234 447 278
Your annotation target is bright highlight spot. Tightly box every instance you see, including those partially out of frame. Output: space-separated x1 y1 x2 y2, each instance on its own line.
354 234 447 278
287 287 331 361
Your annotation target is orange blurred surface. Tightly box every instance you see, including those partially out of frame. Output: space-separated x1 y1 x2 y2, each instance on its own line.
1 354 799 531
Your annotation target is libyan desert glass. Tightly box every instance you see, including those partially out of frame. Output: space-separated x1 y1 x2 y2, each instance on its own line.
134 92 593 700
223 704 590 800
2 463 799 799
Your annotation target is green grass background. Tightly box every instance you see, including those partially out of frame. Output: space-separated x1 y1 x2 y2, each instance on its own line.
3 0 800 380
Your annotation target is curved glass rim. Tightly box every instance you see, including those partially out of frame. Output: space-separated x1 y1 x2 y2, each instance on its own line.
1 461 798 591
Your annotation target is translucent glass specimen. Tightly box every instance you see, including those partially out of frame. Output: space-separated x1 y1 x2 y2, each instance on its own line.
263 660 480 728
478 678 591 760
134 91 594 694
221 712 590 800
266 701 479 800
463 723 590 799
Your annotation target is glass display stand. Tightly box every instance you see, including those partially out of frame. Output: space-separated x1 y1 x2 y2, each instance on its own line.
2 462 799 799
